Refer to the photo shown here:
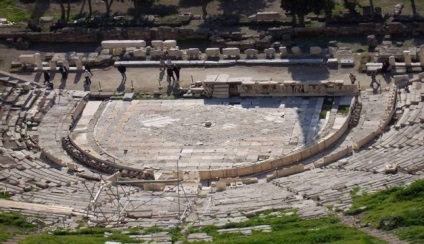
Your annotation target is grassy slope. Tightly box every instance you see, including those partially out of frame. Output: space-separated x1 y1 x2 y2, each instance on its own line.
185 212 384 244
346 179 424 243
0 0 29 22
0 211 35 242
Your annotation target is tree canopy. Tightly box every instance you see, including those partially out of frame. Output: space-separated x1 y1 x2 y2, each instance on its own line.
281 0 334 26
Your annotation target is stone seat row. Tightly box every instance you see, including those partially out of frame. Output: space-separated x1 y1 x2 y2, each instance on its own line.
275 168 420 211
114 58 324 68
101 39 177 50
117 46 325 60
345 145 424 173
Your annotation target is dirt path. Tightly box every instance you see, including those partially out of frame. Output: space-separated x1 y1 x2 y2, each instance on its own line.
335 213 408 244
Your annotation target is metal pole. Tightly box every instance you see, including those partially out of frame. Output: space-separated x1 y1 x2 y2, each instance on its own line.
99 81 102 92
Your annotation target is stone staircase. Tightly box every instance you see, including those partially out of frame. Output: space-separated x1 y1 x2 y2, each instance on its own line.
212 83 229 98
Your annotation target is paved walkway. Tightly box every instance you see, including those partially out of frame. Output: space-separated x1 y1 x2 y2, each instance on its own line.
14 65 389 94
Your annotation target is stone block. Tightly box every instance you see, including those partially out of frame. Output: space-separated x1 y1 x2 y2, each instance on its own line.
367 35 377 48
49 60 56 70
205 48 221 59
291 46 302 55
163 40 177 50
19 54 35 66
187 48 200 59
133 49 146 58
329 47 337 57
404 50 411 66
264 48 275 58
393 74 409 83
255 12 281 22
279 47 287 56
310 46 322 55
244 49 258 59
222 48 240 58
389 55 396 66
151 40 163 50
74 58 83 70
419 45 424 67
34 53 42 69
112 48 123 56
150 50 164 59
167 48 183 59
101 40 146 49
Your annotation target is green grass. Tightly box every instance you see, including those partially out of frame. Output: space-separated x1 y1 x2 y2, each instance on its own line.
0 0 29 22
184 211 384 244
337 105 350 116
346 179 424 243
0 211 36 242
22 227 142 244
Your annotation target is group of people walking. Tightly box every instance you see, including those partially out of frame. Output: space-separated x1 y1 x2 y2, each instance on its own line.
159 59 181 83
42 64 92 89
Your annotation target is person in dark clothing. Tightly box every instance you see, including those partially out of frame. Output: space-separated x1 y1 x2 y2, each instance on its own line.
85 64 93 76
59 65 68 80
117 65 127 80
381 60 390 73
166 59 175 82
173 64 181 82
43 71 50 85
84 69 92 87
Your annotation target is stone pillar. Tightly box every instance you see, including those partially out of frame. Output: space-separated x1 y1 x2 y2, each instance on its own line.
403 50 411 66
279 47 287 57
329 47 337 58
34 52 43 70
389 56 396 66
367 35 377 49
74 58 83 70
62 59 70 70
49 60 56 71
419 45 424 67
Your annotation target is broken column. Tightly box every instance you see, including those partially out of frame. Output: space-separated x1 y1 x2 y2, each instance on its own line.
403 50 411 66
367 35 377 49
419 45 424 67
74 57 83 70
49 60 56 70
34 52 43 70
389 56 396 66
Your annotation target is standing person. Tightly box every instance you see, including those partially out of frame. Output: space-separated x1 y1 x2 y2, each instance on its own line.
117 65 127 81
43 71 50 85
63 65 68 80
173 64 181 82
85 64 93 76
84 69 92 87
166 59 175 83
58 65 66 80
349 73 356 85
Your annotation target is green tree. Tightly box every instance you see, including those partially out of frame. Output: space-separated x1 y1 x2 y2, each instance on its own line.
343 0 357 13
281 0 334 26
132 0 155 20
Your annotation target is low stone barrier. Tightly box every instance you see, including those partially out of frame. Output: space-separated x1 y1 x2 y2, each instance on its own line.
222 48 240 58
198 104 353 180
266 165 307 181
353 87 397 150
101 40 146 49
205 48 220 59
315 146 353 168
63 136 154 180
